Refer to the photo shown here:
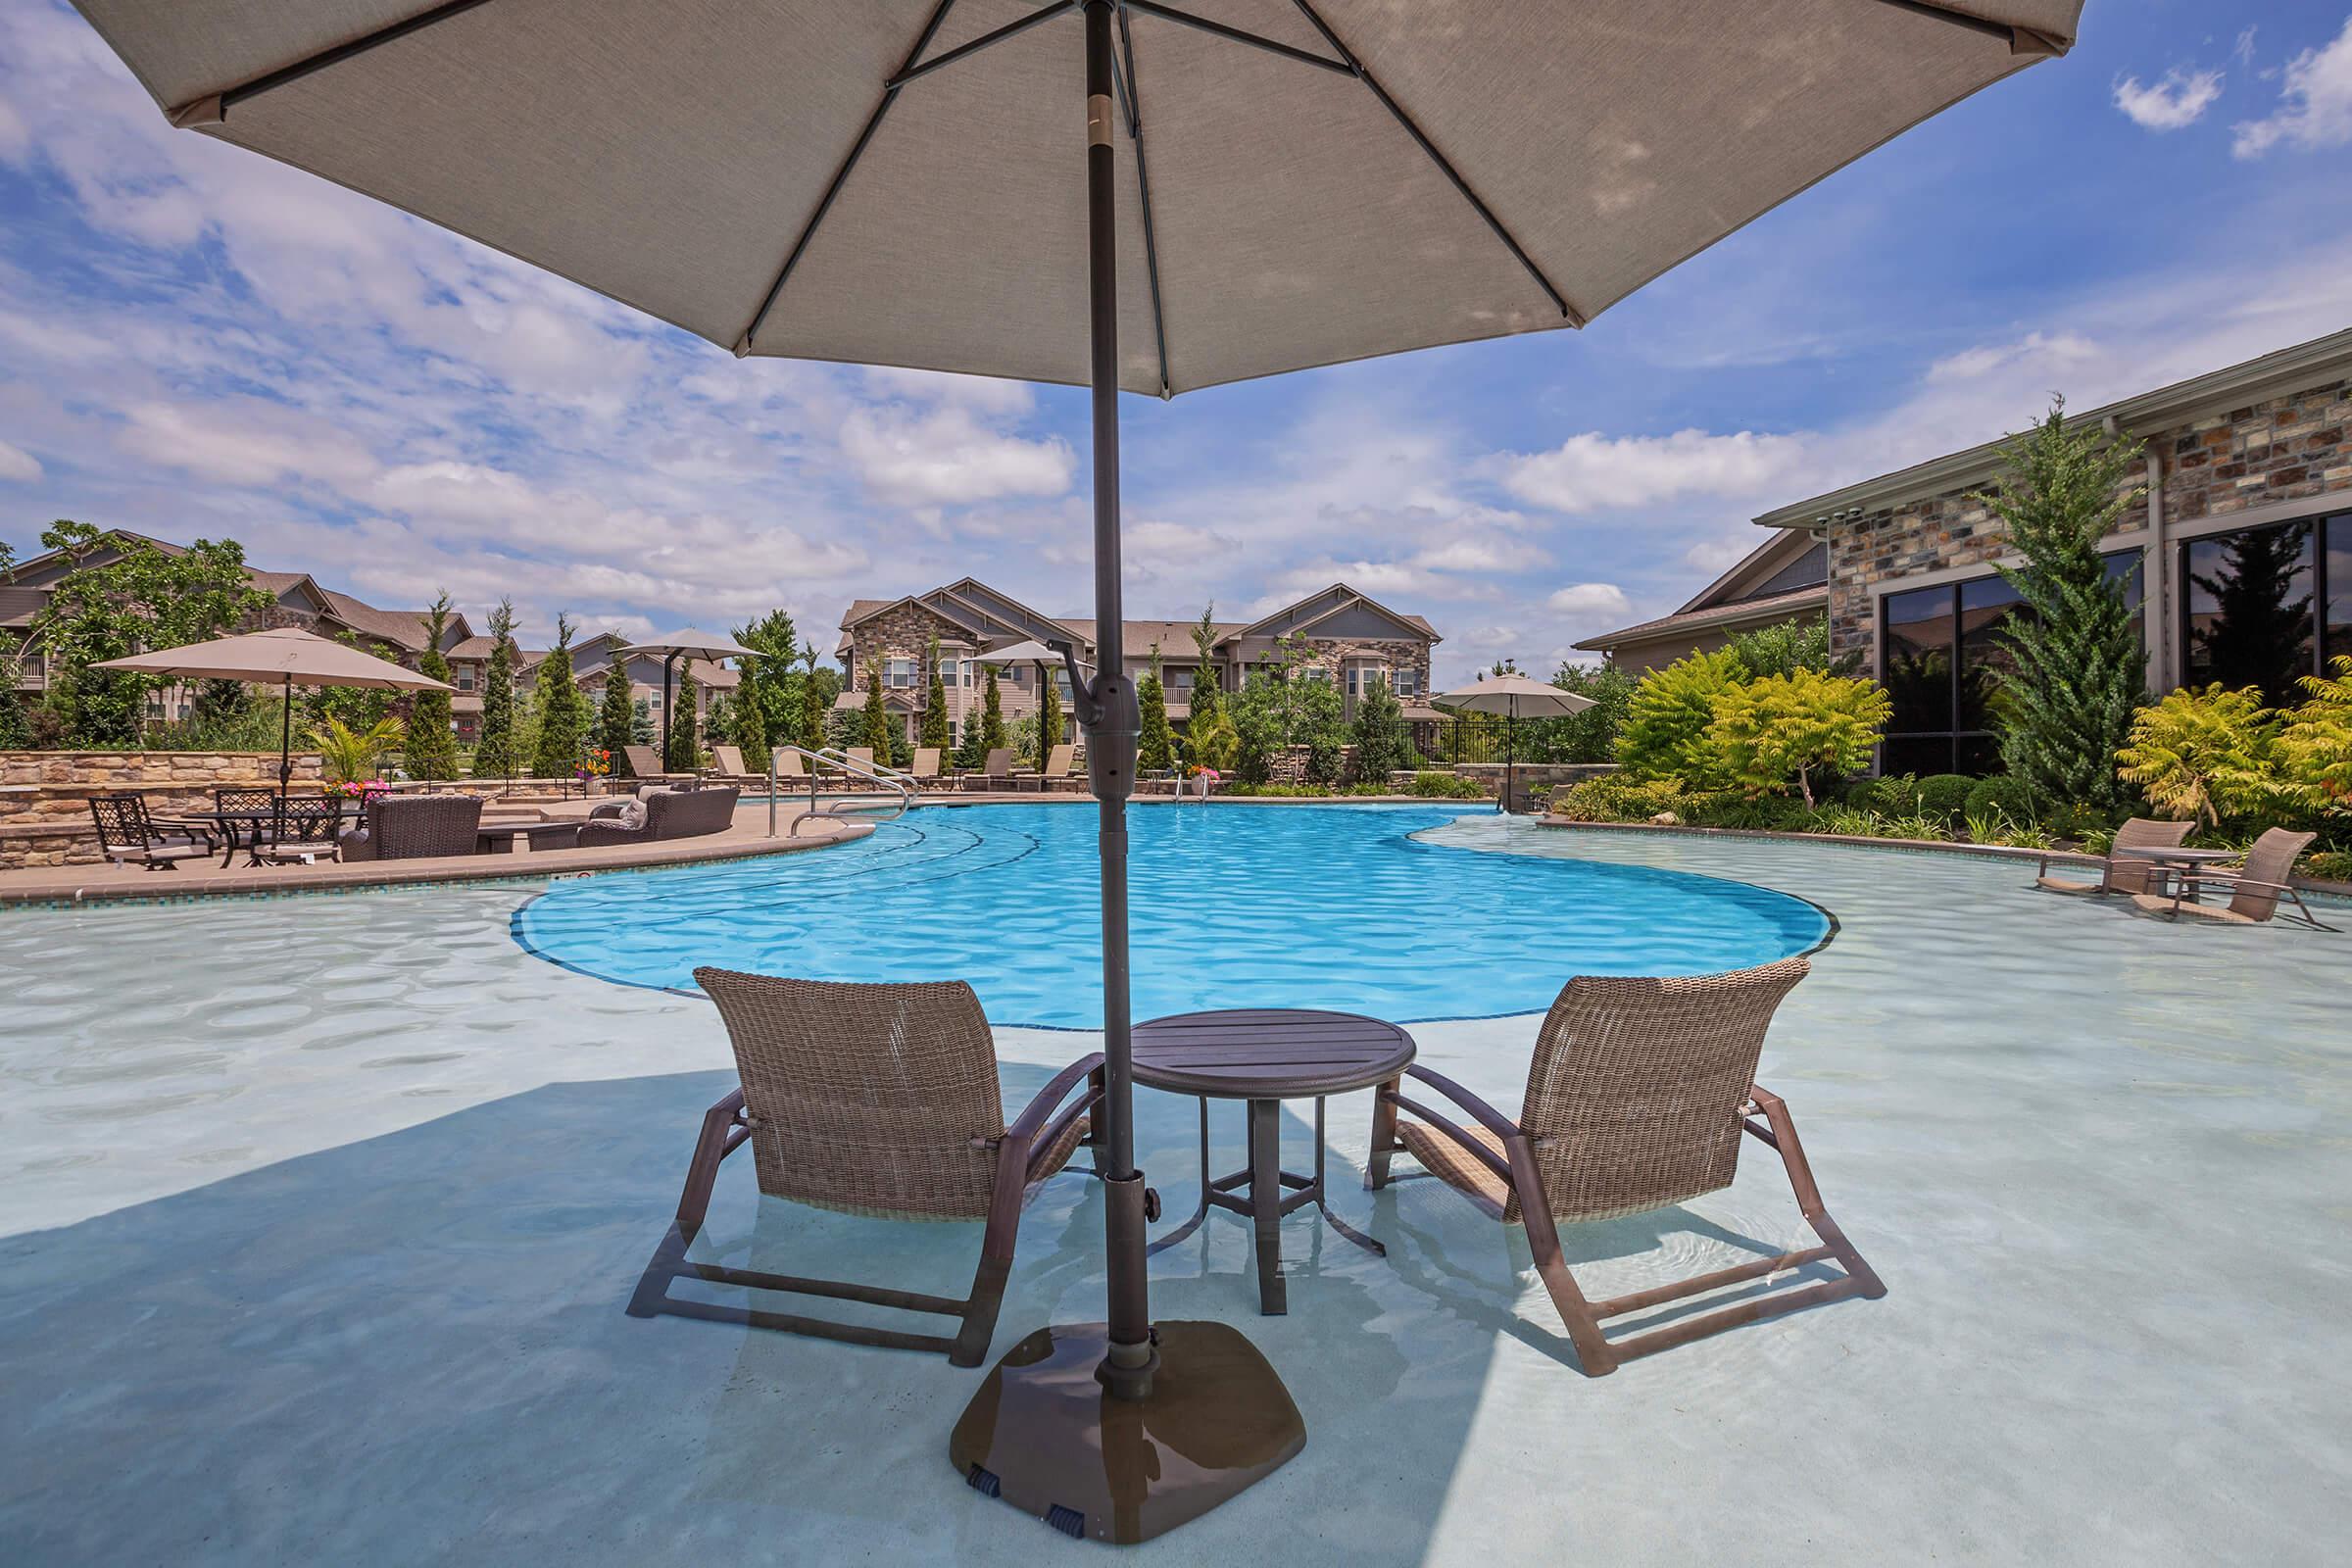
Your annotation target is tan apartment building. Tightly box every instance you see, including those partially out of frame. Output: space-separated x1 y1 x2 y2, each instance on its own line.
833 578 1442 747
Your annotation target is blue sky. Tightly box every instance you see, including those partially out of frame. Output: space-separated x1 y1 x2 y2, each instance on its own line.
4 0 2351 681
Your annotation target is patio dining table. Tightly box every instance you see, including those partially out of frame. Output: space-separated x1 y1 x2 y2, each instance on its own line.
187 798 343 868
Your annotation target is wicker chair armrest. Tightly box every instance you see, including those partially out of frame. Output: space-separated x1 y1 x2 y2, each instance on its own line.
1003 1052 1107 1149
2183 870 2288 893
1399 1063 1525 1143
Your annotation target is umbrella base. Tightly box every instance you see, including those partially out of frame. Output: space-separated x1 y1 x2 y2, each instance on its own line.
950 1320 1303 1544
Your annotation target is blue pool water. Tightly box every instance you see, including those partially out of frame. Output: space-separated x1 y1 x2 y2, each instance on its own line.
512 804 1830 1028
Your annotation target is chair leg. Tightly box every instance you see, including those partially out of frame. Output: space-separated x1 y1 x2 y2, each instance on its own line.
1505 1137 1621 1376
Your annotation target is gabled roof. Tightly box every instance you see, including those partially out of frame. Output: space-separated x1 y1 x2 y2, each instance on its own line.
1574 528 1827 654
1571 583 1827 653
1234 584 1439 643
0 527 188 585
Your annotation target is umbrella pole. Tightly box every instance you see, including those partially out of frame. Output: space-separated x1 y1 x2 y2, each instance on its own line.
661 654 675 773
952 3 1300 1541
1504 710 1514 813
278 673 293 826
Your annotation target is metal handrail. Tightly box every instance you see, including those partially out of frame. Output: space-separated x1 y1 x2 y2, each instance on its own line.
772 745 913 837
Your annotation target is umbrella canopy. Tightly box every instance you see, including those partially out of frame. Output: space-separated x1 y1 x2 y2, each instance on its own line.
1434 671 1595 721
94 626 451 691
617 628 755 661
77 0 2078 394
979 638 1081 667
73 0 2083 1537
96 626 450 802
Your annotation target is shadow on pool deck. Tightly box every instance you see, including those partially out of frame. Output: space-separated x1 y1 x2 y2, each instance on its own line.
0 1067 1514 1564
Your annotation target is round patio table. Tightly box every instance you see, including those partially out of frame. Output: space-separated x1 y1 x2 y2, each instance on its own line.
188 800 340 868
2111 845 2241 899
1133 1008 1416 1316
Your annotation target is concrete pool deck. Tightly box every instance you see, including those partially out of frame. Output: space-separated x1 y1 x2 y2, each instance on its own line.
2 815 2346 1564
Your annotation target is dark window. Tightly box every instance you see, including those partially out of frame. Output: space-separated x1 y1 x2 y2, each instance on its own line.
1879 550 2143 777
2326 514 2352 671
1744 541 1830 601
2181 520 2317 706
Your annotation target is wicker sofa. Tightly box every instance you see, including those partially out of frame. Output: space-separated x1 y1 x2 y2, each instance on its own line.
337 794 485 861
576 785 739 849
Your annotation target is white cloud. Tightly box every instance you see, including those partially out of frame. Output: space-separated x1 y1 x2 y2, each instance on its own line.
838 404 1074 511
1926 329 2098 383
115 399 380 489
0 438 43 482
2233 17 2352 157
1498 428 1809 514
1545 582 1632 619
1683 536 1753 573
2113 68 2224 131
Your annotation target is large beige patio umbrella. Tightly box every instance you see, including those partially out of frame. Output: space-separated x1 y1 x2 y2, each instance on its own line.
1435 671 1596 814
73 0 2083 1541
96 626 452 804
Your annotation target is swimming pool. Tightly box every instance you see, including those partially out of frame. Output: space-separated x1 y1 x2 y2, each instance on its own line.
511 803 1832 1027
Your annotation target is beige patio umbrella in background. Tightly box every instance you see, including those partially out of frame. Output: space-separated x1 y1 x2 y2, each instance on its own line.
96 625 452 808
73 0 2085 1542
1434 671 1596 815
617 627 755 768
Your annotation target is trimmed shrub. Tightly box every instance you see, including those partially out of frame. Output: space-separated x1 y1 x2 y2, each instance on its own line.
1547 774 1684 821
1913 773 1976 824
1407 770 1487 799
1963 774 2037 826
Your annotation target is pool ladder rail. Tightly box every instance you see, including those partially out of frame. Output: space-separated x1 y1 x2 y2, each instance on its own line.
773 746 915 837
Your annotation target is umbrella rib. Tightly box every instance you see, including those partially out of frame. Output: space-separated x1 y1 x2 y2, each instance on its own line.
201 0 499 120
1868 0 2065 51
1285 0 1581 325
888 0 1079 89
1113 4 1174 400
737 0 968 356
1120 1 1351 75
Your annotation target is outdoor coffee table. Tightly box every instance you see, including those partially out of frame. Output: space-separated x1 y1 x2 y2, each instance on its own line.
475 820 583 854
1133 1008 1416 1316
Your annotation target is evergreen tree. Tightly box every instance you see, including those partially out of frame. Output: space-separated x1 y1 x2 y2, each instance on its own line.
405 592 461 780
630 696 656 745
1136 646 1174 772
597 652 637 768
798 641 828 751
730 675 768 761
473 600 519 778
980 664 1007 754
667 675 703 771
1298 676 1348 784
861 658 892 756
1982 398 2148 814
921 634 952 751
1036 667 1062 769
1350 673 1413 782
530 612 589 777
1187 605 1223 735
734 609 801 743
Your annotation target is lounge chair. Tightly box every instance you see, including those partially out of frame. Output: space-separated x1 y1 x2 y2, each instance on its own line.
908 747 941 785
2132 827 2333 928
772 747 808 784
622 744 666 780
577 785 739 848
628 970 1103 1365
337 793 484 860
1366 956 1883 1375
709 744 748 777
962 748 1014 793
2034 816 2193 896
86 793 217 871
1017 743 1074 792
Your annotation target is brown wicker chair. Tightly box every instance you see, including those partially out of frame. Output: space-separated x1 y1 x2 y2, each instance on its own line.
87 793 217 870
2034 816 2194 896
338 793 484 860
1367 956 1883 1375
2132 827 2333 928
575 785 738 848
629 971 1104 1365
